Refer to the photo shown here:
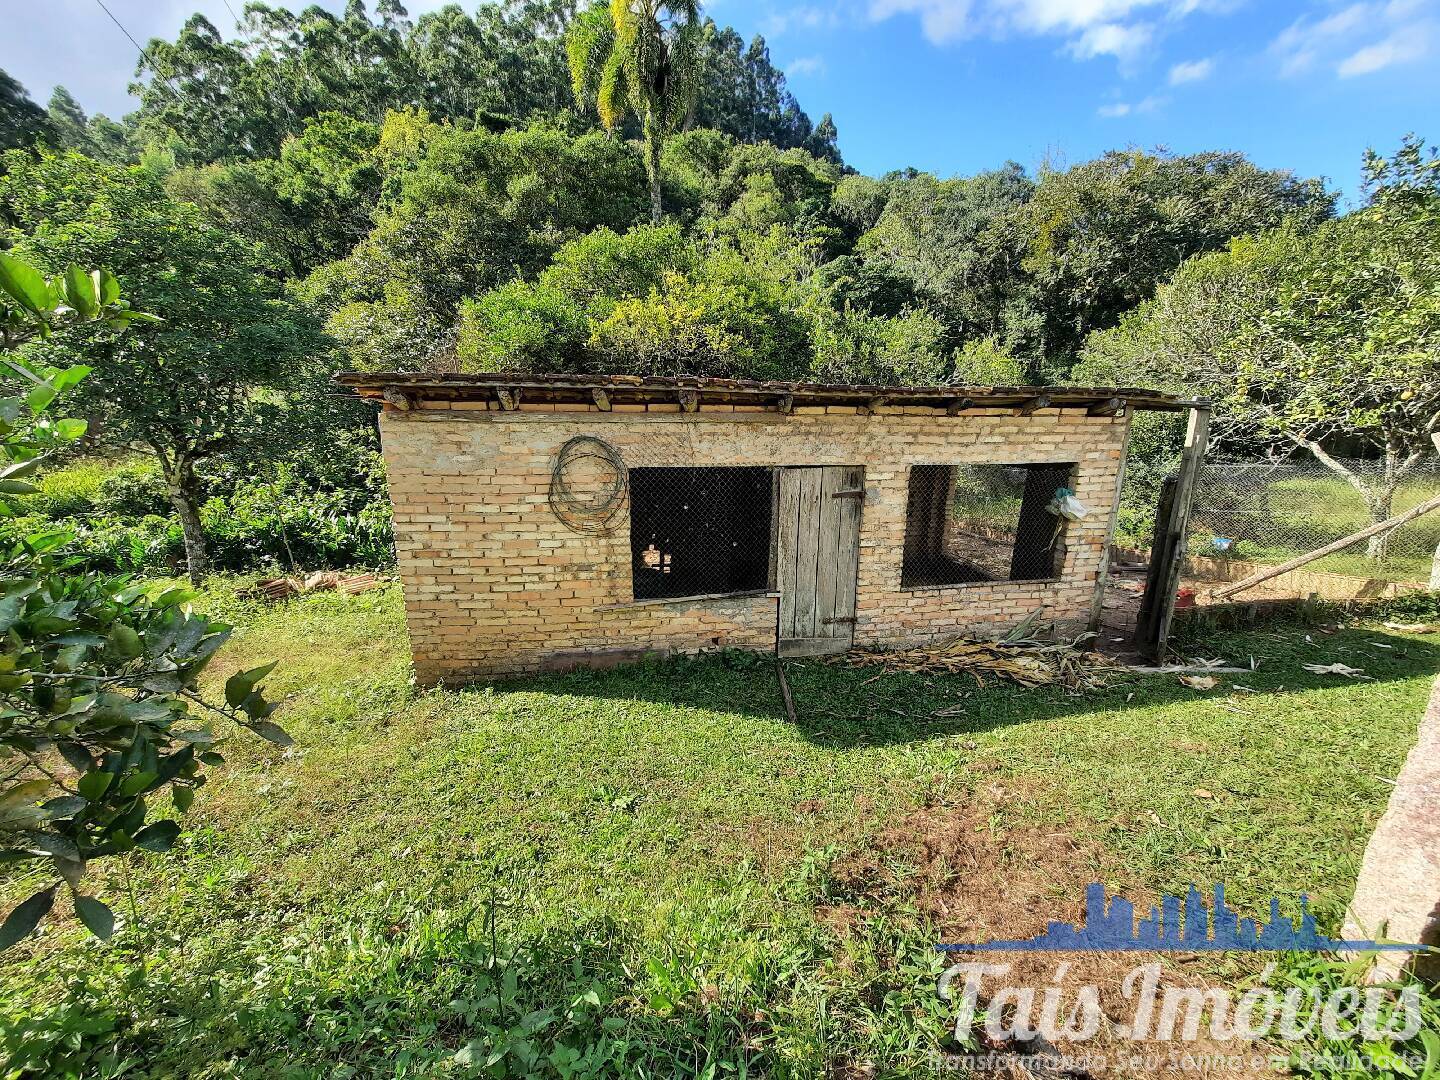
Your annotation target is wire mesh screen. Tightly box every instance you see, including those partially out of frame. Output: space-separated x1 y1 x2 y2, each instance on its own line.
1187 460 1440 588
901 463 1075 588
629 466 774 601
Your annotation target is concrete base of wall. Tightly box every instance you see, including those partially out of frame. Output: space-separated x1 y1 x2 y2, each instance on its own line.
1345 676 1440 983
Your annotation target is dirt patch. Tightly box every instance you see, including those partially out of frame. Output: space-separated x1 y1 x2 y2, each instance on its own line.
822 785 1276 1078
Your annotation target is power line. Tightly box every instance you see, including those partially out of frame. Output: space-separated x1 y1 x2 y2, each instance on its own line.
92 0 161 72
91 0 186 106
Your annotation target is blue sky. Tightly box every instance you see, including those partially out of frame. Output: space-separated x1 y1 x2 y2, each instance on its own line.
4 0 1437 203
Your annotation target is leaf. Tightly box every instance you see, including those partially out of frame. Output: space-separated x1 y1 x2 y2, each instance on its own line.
39 795 87 820
0 887 56 950
249 720 293 747
52 418 87 442
173 786 195 814
96 269 119 306
0 779 50 815
62 265 98 317
76 770 114 801
73 895 114 940
24 381 58 415
0 253 55 314
225 661 278 708
107 624 142 659
57 742 93 774
1178 675 1218 690
134 820 180 852
22 831 80 862
1303 663 1370 679
50 365 90 392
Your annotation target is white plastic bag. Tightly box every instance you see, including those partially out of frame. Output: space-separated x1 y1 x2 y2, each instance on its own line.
1046 487 1091 522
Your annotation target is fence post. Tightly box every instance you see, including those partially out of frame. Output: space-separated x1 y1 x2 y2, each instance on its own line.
1135 406 1210 660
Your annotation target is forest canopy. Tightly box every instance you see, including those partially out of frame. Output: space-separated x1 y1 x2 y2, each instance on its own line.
0 0 1432 582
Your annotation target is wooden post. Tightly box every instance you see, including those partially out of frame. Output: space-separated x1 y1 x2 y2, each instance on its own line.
1136 406 1210 659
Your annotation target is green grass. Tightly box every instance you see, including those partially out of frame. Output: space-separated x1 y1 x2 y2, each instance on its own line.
2 582 1438 1077
1188 472 1440 582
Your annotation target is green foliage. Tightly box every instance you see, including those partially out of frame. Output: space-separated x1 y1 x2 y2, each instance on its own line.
303 118 648 370
0 256 285 950
44 87 130 165
1025 149 1337 366
1 149 332 583
460 222 823 379
0 68 52 153
809 304 953 385
567 0 703 223
1080 135 1440 534
128 2 831 170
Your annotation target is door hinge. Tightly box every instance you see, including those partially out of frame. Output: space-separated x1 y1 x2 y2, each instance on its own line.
832 489 866 500
822 616 857 626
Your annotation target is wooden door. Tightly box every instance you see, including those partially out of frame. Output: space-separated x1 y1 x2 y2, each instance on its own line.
776 466 864 658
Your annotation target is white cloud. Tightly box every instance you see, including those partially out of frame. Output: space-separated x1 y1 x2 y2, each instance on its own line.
762 5 846 38
1096 92 1167 116
1167 56 1213 83
1271 1 1437 78
1338 24 1433 73
786 55 829 76
866 0 1211 65
1066 21 1154 60
868 0 976 44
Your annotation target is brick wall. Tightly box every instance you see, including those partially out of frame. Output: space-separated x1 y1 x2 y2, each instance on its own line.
377 401 1130 685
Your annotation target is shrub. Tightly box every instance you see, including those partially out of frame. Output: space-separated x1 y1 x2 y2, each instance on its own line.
457 280 590 373
809 304 952 385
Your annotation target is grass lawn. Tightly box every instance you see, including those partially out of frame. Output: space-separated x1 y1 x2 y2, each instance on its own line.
2 582 1437 1077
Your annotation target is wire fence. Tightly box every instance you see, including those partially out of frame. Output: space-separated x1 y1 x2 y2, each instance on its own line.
1115 457 1440 601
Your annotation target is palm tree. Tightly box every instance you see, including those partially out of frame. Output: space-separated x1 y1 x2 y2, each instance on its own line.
566 0 701 225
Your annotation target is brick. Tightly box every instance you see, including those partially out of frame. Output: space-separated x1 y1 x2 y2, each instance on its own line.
376 407 1130 684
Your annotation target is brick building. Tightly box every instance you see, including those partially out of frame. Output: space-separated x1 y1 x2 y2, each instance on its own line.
338 373 1196 686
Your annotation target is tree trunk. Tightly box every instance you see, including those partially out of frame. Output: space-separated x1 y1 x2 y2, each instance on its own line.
1364 484 1398 560
645 116 663 225
167 462 209 586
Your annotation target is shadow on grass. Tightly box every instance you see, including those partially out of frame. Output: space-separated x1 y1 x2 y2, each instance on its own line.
482 625 1440 750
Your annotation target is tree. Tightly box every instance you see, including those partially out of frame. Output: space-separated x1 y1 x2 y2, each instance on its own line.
0 252 286 950
301 115 648 370
128 2 829 169
1023 149 1336 369
855 165 1039 367
0 69 52 152
1078 136 1440 558
566 0 702 224
0 151 330 584
44 87 131 164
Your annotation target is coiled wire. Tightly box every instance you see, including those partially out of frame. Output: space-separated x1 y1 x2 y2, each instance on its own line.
548 436 629 534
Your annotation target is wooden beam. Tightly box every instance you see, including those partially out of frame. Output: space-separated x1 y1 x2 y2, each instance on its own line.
1017 395 1052 416
495 387 519 411
775 393 794 415
381 387 412 412
678 390 699 413
946 397 975 416
1087 397 1124 417
592 388 611 412
1213 490 1440 600
1147 406 1210 659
